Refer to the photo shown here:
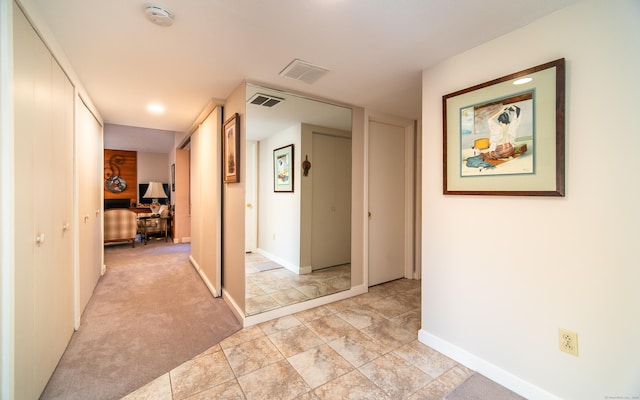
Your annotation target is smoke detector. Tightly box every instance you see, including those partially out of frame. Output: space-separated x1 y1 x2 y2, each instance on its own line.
144 6 174 27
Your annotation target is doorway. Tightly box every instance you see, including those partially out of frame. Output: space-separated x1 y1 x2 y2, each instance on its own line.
368 118 416 286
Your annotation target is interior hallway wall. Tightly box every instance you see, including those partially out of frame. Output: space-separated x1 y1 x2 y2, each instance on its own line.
420 1 640 399
222 83 246 316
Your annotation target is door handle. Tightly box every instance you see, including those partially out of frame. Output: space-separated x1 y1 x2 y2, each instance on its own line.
35 233 45 245
62 223 70 232
368 211 371 217
246 203 252 208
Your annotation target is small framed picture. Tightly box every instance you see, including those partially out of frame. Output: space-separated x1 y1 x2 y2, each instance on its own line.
223 113 240 183
170 163 175 191
273 144 294 192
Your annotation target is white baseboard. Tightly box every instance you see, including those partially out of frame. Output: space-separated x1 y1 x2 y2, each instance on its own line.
197 268 219 298
222 289 245 325
242 284 368 327
418 330 561 400
255 248 300 274
188 255 199 272
101 264 106 276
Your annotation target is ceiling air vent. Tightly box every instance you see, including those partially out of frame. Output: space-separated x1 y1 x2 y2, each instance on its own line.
248 93 284 107
279 59 329 84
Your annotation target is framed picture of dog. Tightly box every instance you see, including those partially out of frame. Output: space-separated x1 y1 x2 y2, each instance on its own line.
443 58 565 196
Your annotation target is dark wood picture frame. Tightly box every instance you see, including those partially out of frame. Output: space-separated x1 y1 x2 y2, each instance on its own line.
223 113 240 183
443 58 565 196
170 163 175 191
273 144 294 192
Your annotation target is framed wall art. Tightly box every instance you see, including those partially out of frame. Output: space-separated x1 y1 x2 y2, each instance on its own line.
273 144 294 192
223 113 240 183
171 163 175 191
443 58 565 196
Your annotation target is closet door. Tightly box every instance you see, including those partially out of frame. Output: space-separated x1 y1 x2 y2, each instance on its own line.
14 7 75 399
35 58 74 380
311 134 352 269
13 7 38 398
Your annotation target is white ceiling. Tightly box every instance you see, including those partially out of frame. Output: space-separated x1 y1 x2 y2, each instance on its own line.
22 0 580 134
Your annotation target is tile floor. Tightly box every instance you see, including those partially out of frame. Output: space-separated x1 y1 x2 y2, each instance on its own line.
245 252 351 316
123 278 473 400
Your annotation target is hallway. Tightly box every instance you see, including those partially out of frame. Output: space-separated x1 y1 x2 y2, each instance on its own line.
41 241 241 400
124 278 473 399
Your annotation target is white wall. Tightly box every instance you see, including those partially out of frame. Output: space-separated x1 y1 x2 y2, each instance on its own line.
420 1 640 399
257 125 301 271
103 123 175 154
137 151 170 185
222 83 247 317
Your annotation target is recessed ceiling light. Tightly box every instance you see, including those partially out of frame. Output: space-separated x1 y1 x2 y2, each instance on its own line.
147 103 165 113
513 77 533 85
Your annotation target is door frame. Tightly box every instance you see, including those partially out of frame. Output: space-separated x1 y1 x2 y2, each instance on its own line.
364 111 417 286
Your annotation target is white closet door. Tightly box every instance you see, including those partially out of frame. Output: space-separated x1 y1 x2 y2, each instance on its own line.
368 121 406 286
311 134 352 269
14 7 75 399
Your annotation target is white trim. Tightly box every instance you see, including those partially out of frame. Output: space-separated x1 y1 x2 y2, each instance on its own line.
419 330 562 400
255 248 301 274
403 122 415 279
0 0 14 397
197 268 219 298
189 255 201 272
222 288 245 325
242 284 368 327
365 110 417 285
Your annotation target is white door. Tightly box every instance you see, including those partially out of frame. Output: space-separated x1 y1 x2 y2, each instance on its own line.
14 7 75 398
311 134 351 269
368 121 406 286
245 141 258 252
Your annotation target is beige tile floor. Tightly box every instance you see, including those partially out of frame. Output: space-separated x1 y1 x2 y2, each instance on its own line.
123 278 473 400
245 252 351 315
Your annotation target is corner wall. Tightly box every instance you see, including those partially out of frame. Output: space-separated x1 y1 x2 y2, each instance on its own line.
222 83 246 315
420 1 640 399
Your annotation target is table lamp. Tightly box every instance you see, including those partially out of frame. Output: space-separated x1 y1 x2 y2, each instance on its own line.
143 182 168 215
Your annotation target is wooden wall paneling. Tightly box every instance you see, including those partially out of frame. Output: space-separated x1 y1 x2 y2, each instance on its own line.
104 149 137 203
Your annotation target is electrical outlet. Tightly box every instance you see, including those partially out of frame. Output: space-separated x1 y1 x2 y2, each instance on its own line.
559 328 579 356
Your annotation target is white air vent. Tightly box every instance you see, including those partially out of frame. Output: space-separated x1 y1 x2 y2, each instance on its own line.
279 59 329 84
248 93 284 107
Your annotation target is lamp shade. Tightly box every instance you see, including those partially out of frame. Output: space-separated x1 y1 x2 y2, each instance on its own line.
144 182 168 199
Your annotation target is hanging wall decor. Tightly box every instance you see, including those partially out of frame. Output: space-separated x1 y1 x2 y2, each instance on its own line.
443 58 565 196
223 113 240 183
274 144 294 192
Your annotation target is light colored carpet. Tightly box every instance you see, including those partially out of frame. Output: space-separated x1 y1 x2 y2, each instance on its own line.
40 240 242 400
444 373 526 400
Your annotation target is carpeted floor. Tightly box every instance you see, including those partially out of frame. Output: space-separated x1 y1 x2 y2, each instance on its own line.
40 240 242 400
444 373 526 400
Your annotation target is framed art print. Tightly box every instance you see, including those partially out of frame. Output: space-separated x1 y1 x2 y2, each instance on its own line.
223 113 240 183
443 58 565 196
273 144 294 192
